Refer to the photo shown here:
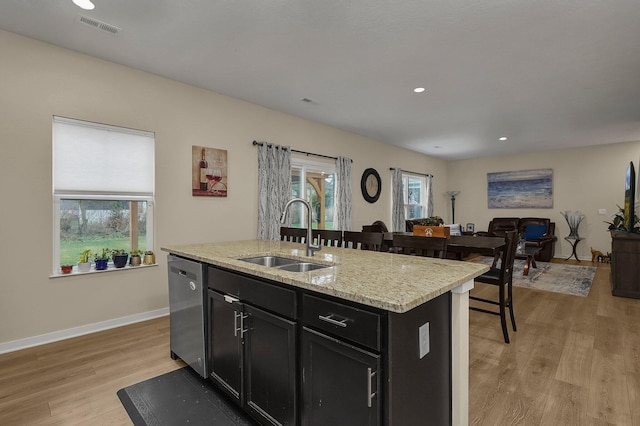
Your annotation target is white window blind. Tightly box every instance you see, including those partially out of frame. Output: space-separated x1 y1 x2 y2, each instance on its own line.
53 116 154 195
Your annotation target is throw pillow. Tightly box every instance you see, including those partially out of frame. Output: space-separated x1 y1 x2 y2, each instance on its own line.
524 224 547 240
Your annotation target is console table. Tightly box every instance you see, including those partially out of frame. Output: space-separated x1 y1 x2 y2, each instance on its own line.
611 231 640 298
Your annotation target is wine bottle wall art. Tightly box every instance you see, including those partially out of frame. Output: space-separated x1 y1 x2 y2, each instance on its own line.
191 145 228 197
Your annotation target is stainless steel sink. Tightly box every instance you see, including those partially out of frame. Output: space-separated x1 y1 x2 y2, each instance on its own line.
238 256 329 272
239 256 300 267
276 262 328 272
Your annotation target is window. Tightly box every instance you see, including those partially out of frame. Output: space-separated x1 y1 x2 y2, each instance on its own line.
290 158 336 229
52 116 154 274
402 173 429 219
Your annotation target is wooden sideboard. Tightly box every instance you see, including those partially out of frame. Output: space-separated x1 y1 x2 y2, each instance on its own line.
611 231 640 298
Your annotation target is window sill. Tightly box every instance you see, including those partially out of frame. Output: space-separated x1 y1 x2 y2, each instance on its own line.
49 263 158 279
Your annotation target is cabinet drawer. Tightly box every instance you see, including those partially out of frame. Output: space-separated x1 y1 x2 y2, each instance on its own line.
208 266 296 319
302 294 381 351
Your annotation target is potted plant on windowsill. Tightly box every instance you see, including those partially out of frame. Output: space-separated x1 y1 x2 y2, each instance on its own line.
78 249 93 273
112 249 129 268
95 248 110 270
143 250 155 265
129 250 142 266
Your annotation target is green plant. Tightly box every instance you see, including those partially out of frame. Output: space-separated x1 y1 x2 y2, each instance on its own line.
130 249 143 256
111 248 128 256
78 249 93 263
144 250 154 255
605 205 640 232
418 216 444 226
94 248 111 261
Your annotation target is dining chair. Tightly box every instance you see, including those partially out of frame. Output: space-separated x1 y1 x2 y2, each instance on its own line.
361 220 389 233
362 220 391 252
312 229 343 247
280 226 307 243
391 234 448 259
469 230 519 343
343 231 384 251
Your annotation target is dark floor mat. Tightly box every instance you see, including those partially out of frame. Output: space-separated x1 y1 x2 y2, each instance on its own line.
117 367 258 426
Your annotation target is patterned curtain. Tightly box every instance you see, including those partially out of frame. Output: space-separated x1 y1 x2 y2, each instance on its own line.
334 156 352 231
391 168 406 232
257 142 291 240
426 174 434 217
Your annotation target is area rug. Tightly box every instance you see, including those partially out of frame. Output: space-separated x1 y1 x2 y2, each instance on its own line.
117 367 258 426
470 257 596 297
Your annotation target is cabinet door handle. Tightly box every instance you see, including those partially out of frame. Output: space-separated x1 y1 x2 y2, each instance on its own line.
318 314 348 328
240 313 249 337
367 367 377 408
234 310 242 337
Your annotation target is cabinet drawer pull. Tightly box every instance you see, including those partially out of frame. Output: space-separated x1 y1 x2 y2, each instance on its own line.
367 367 376 408
224 294 239 304
318 314 348 328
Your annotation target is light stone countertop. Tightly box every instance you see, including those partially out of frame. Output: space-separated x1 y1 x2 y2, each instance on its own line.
161 239 489 314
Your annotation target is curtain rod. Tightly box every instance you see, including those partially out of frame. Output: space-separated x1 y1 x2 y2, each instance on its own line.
252 141 351 162
390 168 433 178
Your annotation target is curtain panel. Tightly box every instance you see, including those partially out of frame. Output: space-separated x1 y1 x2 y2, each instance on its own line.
426 174 434 217
335 156 353 231
391 168 405 232
257 142 292 240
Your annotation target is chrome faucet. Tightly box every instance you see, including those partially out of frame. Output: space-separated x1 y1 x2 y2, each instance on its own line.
281 198 321 257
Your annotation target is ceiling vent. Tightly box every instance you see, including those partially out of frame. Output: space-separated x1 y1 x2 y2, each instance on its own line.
76 14 121 35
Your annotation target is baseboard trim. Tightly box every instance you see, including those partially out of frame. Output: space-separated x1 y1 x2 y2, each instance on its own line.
0 307 169 354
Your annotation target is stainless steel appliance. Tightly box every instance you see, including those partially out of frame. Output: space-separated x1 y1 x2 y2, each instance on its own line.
168 254 207 378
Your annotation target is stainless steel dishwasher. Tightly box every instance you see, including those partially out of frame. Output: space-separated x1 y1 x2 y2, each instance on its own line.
168 254 207 378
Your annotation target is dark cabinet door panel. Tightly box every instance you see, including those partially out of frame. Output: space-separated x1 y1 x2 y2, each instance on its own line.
302 327 380 426
209 290 242 401
244 304 297 426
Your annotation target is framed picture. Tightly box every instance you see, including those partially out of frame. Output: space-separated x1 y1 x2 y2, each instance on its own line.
487 168 552 208
192 145 228 197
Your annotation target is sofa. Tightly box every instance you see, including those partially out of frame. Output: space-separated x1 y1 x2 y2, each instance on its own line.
476 217 557 261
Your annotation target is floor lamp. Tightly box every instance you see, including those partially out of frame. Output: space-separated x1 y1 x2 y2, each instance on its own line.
446 191 460 223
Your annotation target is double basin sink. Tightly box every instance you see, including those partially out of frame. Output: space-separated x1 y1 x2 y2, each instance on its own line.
239 255 330 272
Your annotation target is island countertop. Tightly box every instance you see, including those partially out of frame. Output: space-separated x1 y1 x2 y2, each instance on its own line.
161 239 489 313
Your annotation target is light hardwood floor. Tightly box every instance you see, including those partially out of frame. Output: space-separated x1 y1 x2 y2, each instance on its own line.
0 260 637 425
469 260 640 426
0 317 185 425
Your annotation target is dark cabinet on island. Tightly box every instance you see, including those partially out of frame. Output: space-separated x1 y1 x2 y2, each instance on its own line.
163 239 489 426
207 265 451 426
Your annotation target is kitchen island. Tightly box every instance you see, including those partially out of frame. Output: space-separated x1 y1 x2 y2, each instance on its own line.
162 239 488 426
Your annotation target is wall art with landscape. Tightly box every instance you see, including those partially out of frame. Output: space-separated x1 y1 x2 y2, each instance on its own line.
487 168 553 208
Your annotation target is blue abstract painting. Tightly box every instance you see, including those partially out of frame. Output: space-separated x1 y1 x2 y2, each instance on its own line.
488 169 553 208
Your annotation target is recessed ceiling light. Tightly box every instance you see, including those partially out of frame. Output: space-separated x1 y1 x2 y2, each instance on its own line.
413 87 426 93
73 0 95 10
499 137 508 141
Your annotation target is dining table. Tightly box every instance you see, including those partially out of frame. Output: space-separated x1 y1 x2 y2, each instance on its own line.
383 232 505 260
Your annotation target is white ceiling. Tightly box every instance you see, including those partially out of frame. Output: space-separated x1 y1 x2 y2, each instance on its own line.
2 0 640 160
